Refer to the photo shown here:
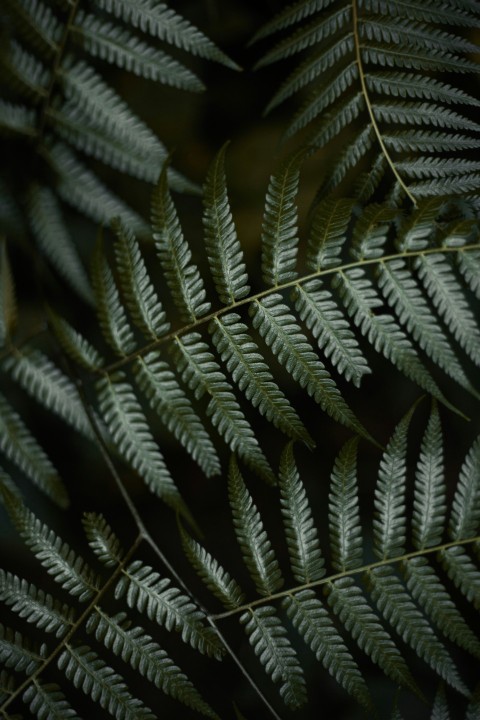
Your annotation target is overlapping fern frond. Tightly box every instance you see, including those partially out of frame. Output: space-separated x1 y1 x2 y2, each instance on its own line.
181 402 480 712
45 150 480 516
253 0 480 203
0 488 223 720
0 0 234 299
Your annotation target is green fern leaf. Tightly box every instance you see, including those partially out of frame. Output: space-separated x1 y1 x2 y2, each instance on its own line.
96 372 187 516
449 437 480 542
240 605 307 709
373 404 415 560
325 576 419 694
151 165 210 323
0 570 74 638
336 269 456 412
47 310 104 371
3 348 92 438
0 99 36 137
251 0 331 43
87 608 219 719
415 254 480 366
412 401 446 550
112 218 169 341
384 130 480 152
229 456 283 596
133 352 220 478
171 332 274 483
0 39 49 101
91 238 136 357
458 248 480 298
372 102 480 132
360 17 479 54
329 437 363 572
250 295 372 440
115 560 224 659
179 524 246 610
3 0 60 54
203 143 250 304
279 442 325 584
362 0 480 25
0 624 45 674
93 0 238 68
261 151 304 286
366 565 468 694
439 546 480 610
82 512 124 568
306 197 356 272
402 557 480 659
431 683 449 720
365 72 480 107
2 493 98 602
293 280 370 387
378 260 477 396
47 143 147 233
23 679 80 720
0 393 68 507
282 589 371 708
26 184 93 304
211 313 312 446
58 644 155 720
73 12 204 91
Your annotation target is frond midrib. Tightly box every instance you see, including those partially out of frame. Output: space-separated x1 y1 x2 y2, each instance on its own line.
211 533 480 621
97 242 480 375
0 533 143 716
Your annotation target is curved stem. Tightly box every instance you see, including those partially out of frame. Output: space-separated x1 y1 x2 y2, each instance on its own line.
351 0 417 205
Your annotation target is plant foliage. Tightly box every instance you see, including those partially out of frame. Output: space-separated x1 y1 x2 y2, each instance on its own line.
0 0 479 718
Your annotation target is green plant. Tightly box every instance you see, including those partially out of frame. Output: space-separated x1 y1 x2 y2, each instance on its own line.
0 1 479 718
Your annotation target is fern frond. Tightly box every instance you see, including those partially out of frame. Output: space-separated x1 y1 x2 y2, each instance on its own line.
96 372 187 516
250 294 371 440
87 608 219 718
366 565 468 694
0 624 46 674
3 0 60 54
23 679 79 720
0 393 68 507
115 560 224 659
279 442 324 584
228 457 283 597
415 254 480 366
325 576 419 693
373 404 415 560
293 280 370 387
151 165 210 323
329 437 363 572
240 606 307 709
73 12 204 91
23 678 79 720
203 144 250 305
384 130 480 152
0 570 74 638
27 184 93 304
171 332 274 483
282 589 371 708
439 546 480 610
93 0 238 68
91 238 136 357
0 40 49 101
58 644 155 720
449 437 480 542
211 313 313 446
179 524 246 610
82 512 124 568
133 352 221 478
0 99 36 137
261 151 304 287
3 348 92 438
402 557 480 658
458 248 480 298
412 401 446 550
1 488 98 602
112 219 169 341
47 310 104 371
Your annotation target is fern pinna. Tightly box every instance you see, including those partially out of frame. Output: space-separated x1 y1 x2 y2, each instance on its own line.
252 0 480 202
0 0 235 301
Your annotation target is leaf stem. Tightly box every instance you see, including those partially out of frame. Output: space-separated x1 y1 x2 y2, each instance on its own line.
351 0 417 204
211 534 480 620
99 243 480 375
